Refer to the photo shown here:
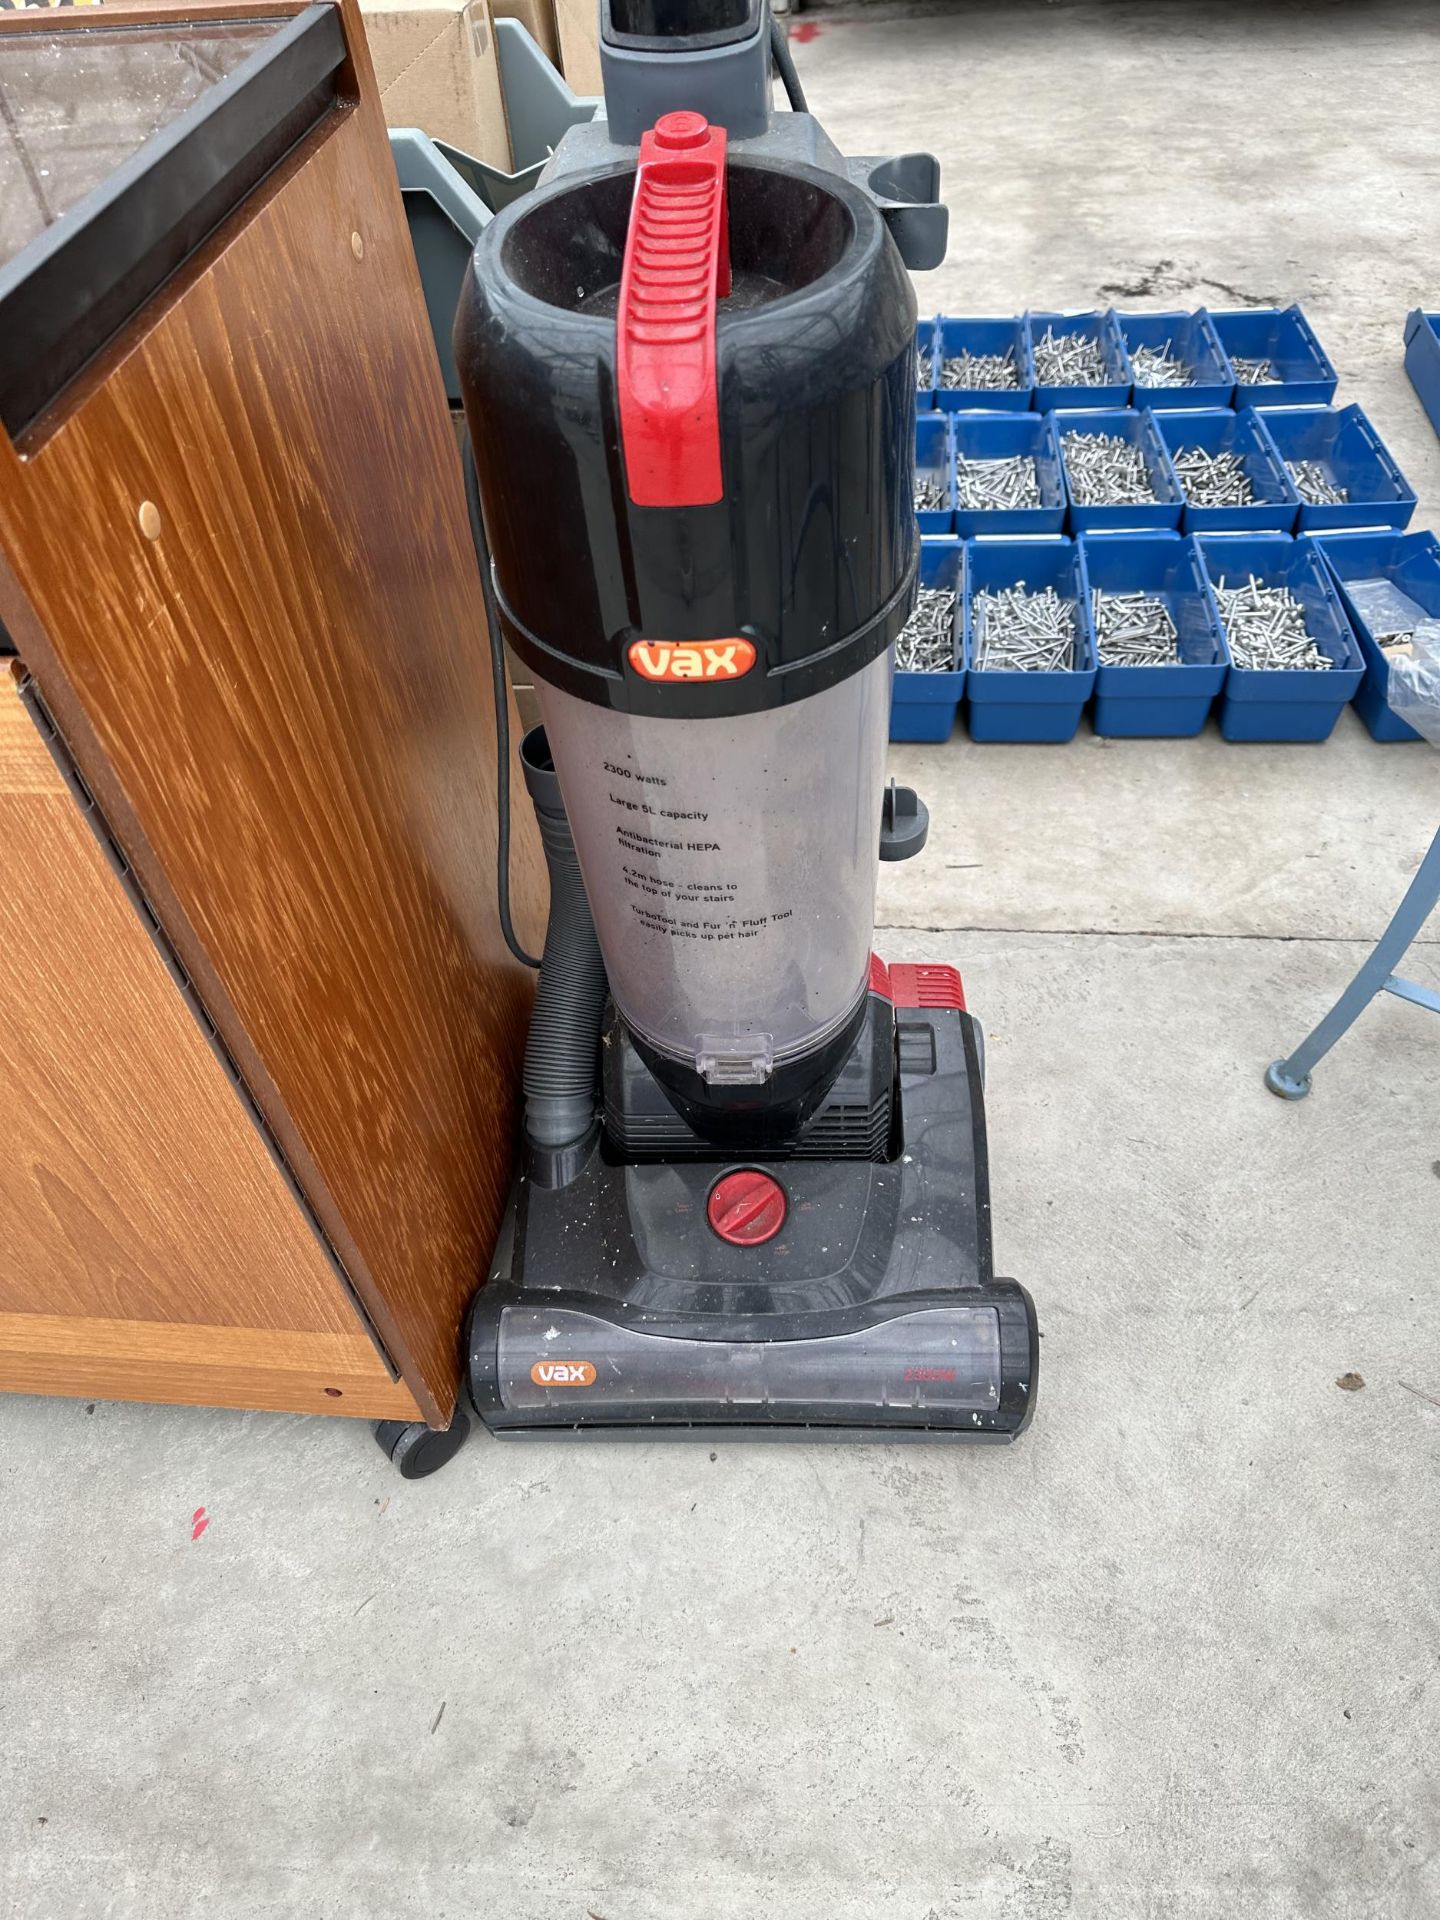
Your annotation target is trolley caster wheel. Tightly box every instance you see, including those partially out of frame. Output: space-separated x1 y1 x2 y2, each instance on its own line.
373 1410 471 1479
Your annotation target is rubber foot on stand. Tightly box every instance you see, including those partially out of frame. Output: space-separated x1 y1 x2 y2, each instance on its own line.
1265 1059 1312 1101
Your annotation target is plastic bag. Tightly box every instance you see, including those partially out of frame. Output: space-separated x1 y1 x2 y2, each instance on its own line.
1385 617 1440 745
1343 576 1429 645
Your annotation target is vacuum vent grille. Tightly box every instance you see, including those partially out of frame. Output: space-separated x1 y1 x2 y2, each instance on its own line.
606 1095 892 1164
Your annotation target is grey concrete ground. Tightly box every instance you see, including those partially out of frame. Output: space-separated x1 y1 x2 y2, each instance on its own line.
5 4 1440 1916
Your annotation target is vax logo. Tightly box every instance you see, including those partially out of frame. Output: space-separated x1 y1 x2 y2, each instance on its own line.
627 639 757 682
530 1359 597 1387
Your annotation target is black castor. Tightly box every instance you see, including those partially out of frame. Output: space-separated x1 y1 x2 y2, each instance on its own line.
373 1409 471 1478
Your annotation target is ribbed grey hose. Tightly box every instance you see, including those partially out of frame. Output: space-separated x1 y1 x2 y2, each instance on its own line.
521 735 609 1152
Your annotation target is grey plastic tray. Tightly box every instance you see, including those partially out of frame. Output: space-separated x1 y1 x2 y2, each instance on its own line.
389 22 598 402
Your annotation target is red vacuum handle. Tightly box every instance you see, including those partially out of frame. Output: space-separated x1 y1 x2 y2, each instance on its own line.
616 111 730 509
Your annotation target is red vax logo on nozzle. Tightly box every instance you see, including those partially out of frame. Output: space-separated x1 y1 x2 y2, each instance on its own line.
627 639 757 682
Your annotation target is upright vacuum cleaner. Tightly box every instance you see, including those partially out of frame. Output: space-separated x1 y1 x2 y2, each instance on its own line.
452 0 1038 1443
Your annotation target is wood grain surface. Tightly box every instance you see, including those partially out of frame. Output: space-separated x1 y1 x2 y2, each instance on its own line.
0 0 545 1426
0 1315 421 1420
0 679 422 1421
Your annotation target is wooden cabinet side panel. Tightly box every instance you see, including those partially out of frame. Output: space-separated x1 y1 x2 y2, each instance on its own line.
0 1314 422 1421
0 90 544 1423
0 682 421 1420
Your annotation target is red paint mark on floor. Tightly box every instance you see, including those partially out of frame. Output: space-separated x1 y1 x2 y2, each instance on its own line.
789 20 821 42
191 1507 210 1542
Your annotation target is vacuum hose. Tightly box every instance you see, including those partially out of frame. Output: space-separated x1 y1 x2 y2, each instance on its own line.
460 426 604 1172
519 729 608 1164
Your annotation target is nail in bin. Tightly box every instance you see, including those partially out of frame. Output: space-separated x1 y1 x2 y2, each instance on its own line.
1026 309 1131 411
1203 305 1339 407
1314 529 1440 742
1082 533 1228 737
933 316 1034 413
915 316 938 409
950 411 1065 536
1196 533 1364 742
1152 406 1299 533
1115 309 1235 410
1056 408 1184 534
1251 403 1417 533
915 413 953 532
890 538 965 742
964 537 1096 742
1403 310 1440 442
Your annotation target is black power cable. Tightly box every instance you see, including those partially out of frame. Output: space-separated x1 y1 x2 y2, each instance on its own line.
769 18 807 113
462 429 542 971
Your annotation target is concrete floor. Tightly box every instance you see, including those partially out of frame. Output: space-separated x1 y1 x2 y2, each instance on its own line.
6 5 1440 1916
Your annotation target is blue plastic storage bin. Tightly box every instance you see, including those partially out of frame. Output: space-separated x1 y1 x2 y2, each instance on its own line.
933 316 1034 412
1403 310 1440 441
949 412 1066 536
1026 309 1131 411
1251 403 1417 532
915 317 938 410
1055 408 1184 533
1151 406 1299 533
1080 532 1229 736
891 539 966 742
915 413 953 533
1314 529 1440 742
1203 305 1338 407
1114 309 1235 410
1196 533 1364 741
963 538 1096 742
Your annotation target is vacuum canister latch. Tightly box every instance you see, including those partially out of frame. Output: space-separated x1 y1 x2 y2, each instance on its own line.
616 111 730 508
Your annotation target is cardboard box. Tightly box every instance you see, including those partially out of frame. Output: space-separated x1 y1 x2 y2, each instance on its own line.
360 0 512 167
491 0 560 69
553 0 603 97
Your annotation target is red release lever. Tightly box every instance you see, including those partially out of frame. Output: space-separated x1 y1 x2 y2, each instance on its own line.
616 111 730 509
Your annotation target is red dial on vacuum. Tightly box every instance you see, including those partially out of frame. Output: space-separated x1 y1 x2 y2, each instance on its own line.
707 1169 787 1246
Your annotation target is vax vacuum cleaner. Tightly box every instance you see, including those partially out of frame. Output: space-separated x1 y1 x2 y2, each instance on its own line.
451 0 1038 1443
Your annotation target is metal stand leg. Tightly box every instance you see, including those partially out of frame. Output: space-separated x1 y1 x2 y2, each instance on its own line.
1266 824 1440 1099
